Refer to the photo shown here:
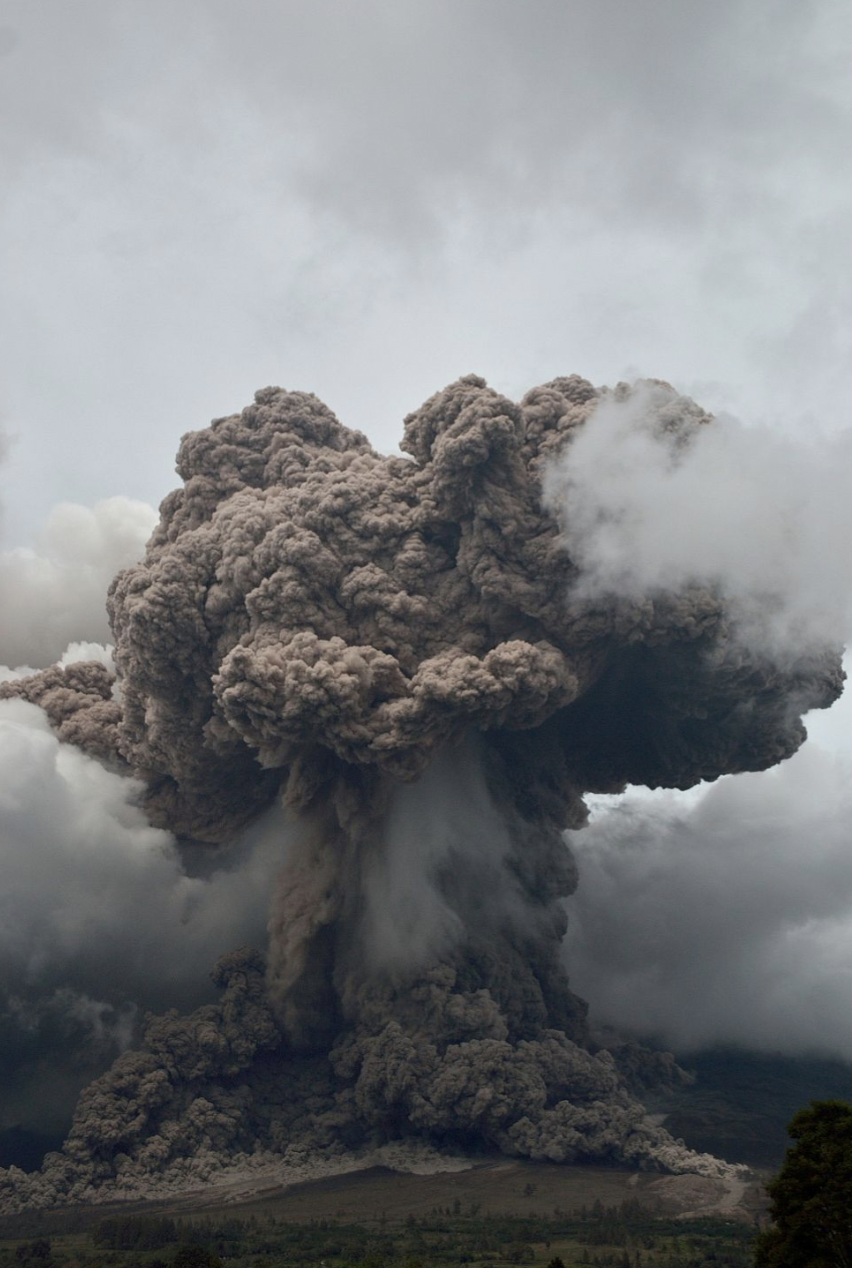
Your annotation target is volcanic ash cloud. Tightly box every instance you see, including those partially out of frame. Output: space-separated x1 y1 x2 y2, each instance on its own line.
0 375 841 1209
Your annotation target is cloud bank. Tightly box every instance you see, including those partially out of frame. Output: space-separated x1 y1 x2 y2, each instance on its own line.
0 497 157 670
0 696 281 1136
566 742 852 1059
4 2 852 549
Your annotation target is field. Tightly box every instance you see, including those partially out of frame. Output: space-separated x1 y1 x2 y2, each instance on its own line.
0 1159 767 1268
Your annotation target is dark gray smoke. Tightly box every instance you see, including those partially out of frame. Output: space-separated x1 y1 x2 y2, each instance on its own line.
0 375 841 1209
565 740 852 1059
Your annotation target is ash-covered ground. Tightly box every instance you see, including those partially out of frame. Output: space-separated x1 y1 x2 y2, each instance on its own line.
0 375 841 1211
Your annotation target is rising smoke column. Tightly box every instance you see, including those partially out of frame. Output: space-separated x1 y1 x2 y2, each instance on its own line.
0 375 842 1208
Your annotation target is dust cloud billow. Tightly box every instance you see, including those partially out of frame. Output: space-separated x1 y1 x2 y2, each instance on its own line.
0 374 843 1209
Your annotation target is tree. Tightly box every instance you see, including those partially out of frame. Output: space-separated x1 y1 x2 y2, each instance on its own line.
14 1241 52 1266
755 1099 852 1268
172 1245 221 1268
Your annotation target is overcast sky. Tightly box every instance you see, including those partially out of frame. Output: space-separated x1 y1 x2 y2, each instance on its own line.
2 0 852 1128
2 0 852 543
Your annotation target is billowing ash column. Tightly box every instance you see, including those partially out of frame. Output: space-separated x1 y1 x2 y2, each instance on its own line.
0 374 841 1209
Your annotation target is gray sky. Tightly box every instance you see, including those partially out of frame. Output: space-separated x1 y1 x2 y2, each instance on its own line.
2 0 852 543
2 0 852 1110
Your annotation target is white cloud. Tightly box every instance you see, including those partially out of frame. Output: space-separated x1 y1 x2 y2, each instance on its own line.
544 385 852 652
0 497 157 669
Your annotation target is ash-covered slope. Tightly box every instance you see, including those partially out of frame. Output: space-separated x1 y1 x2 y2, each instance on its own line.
0 375 841 1210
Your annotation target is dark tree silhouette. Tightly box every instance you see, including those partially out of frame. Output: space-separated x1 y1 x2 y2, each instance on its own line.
14 1241 51 1265
172 1246 221 1268
755 1099 852 1268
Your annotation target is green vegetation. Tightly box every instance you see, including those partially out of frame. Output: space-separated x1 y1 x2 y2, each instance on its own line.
656 1053 852 1169
0 1201 756 1268
754 1099 852 1268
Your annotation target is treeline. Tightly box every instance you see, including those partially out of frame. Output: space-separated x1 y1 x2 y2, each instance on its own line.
0 1204 756 1268
93 1216 181 1249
